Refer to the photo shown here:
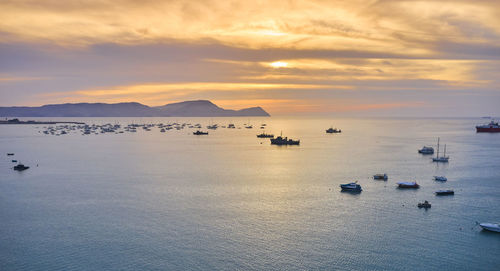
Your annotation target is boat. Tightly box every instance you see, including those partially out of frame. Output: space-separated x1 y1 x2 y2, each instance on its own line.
193 130 208 135
373 173 388 180
397 182 420 188
270 132 300 145
479 223 500 232
326 127 341 133
12 160 17 163
207 124 218 130
417 200 431 208
13 163 29 171
435 190 454 195
257 132 274 138
476 120 500 133
432 138 449 162
418 146 434 154
433 176 447 182
7 153 14 156
340 182 362 191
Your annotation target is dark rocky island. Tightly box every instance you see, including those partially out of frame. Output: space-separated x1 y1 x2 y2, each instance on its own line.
0 100 270 117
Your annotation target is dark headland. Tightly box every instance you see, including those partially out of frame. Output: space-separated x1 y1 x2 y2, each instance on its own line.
0 100 270 117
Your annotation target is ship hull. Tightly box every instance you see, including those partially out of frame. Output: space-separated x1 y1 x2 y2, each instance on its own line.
476 127 500 133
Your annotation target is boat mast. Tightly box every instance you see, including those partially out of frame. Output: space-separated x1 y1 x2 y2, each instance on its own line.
436 137 440 158
444 144 446 157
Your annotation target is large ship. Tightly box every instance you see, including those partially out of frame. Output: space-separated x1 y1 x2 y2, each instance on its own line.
476 120 500 133
270 132 300 145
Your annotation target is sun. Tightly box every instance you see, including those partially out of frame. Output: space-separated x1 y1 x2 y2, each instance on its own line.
269 61 288 68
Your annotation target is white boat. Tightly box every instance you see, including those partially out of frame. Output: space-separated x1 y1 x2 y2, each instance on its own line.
432 137 449 162
433 176 447 182
479 223 500 232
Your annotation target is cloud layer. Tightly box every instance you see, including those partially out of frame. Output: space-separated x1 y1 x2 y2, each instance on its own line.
1 0 499 115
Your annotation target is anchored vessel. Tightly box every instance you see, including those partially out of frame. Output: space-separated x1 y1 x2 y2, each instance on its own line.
476 120 500 133
397 182 420 188
418 200 431 208
257 132 274 138
13 163 29 171
193 130 208 135
479 223 500 232
340 182 362 191
373 173 388 180
326 127 341 133
433 176 447 182
432 137 449 162
435 190 454 195
418 146 434 154
270 132 300 145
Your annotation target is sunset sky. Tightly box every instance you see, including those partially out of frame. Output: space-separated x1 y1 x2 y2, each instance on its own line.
1 0 499 115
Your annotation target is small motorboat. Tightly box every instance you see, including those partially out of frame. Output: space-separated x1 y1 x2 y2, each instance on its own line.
435 190 454 195
397 182 420 188
256 132 274 138
418 200 431 208
373 173 388 180
12 160 17 163
193 130 208 135
7 153 14 156
418 146 434 154
479 223 500 232
433 176 447 182
326 127 341 133
340 182 362 191
13 163 29 171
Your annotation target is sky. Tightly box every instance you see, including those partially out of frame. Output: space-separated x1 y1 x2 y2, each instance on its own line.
0 0 499 116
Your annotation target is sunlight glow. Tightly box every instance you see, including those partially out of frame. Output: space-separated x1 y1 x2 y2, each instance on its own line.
270 61 288 68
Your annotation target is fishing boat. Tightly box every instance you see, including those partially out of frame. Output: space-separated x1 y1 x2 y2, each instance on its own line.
373 173 388 180
326 127 341 133
417 200 431 208
256 132 274 138
435 190 454 195
432 138 449 162
13 163 29 171
340 182 362 191
193 130 208 135
434 176 447 182
476 120 500 133
418 146 434 154
270 132 300 145
479 223 500 232
397 182 420 188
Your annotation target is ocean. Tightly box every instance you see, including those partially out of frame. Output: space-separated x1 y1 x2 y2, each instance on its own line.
1 117 499 270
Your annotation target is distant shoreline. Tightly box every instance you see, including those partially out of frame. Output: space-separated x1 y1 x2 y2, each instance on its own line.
0 119 85 125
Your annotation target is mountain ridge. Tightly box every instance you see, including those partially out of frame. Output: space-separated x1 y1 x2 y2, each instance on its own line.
0 100 270 117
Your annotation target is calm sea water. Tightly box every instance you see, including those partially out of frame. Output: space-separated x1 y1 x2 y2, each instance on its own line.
1 117 499 270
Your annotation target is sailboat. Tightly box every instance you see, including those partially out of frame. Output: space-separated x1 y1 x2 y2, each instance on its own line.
432 137 449 162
